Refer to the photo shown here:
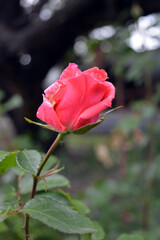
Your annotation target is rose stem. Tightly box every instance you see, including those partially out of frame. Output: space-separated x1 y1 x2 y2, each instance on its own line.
24 132 65 239
24 214 30 240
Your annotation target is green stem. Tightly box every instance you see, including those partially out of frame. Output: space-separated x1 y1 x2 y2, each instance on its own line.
24 132 66 239
38 133 64 176
30 132 65 199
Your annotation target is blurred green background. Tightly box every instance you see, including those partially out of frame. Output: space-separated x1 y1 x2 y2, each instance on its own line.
0 0 160 239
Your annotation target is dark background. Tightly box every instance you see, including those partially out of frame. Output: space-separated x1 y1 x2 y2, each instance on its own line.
0 0 160 133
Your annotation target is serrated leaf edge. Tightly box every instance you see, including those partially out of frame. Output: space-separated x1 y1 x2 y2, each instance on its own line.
22 197 96 234
16 150 42 175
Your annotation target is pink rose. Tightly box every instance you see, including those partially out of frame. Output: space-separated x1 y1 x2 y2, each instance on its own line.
37 63 115 132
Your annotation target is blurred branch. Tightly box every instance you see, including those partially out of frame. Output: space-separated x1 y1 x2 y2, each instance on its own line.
32 0 49 13
0 0 160 54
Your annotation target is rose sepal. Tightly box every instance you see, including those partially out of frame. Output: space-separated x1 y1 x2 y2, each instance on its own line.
24 117 69 134
71 106 122 135
36 160 64 192
40 160 64 179
99 105 122 121
25 107 122 135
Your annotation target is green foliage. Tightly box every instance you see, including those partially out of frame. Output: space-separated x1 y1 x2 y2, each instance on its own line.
0 221 8 232
1 92 160 239
2 94 23 113
71 199 90 215
1 11 160 240
58 190 90 215
22 193 96 234
91 221 106 240
0 90 23 115
0 183 19 223
40 153 58 173
79 225 105 240
0 143 102 239
20 173 70 194
0 185 17 202
16 150 42 175
0 202 18 222
0 197 19 223
0 215 25 240
0 150 18 174
117 234 145 240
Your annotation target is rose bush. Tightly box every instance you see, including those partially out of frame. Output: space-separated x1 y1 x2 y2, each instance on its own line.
37 63 115 132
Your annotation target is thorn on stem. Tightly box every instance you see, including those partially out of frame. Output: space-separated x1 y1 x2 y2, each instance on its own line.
26 234 30 240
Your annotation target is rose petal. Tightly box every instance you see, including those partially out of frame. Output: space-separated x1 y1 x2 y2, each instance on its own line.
36 63 115 133
56 74 114 130
44 81 61 98
77 75 109 113
75 81 115 122
73 113 99 130
36 96 66 132
83 67 108 81
59 63 81 81
55 74 87 129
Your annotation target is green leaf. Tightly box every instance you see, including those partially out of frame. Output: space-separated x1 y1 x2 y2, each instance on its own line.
58 190 90 215
80 222 105 240
36 191 71 206
0 185 17 203
12 165 25 176
0 150 18 174
0 202 19 222
36 173 70 190
117 234 145 240
16 150 42 175
64 237 78 240
0 222 8 232
91 221 105 240
80 235 90 240
0 184 19 223
0 151 10 161
70 200 90 215
20 173 70 194
0 203 10 222
3 94 23 112
22 196 96 234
